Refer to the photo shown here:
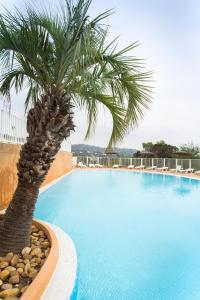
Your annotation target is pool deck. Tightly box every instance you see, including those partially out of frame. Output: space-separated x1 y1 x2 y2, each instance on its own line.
75 166 200 181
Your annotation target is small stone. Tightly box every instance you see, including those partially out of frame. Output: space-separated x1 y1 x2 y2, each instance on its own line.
24 263 30 273
28 268 37 279
23 259 29 265
34 258 41 264
0 262 9 269
9 274 19 284
43 241 50 249
0 279 2 286
39 253 45 259
32 233 39 237
1 283 13 290
10 255 19 267
0 270 10 281
30 248 41 257
30 262 38 268
16 268 23 275
22 254 32 260
0 288 19 298
4 254 13 263
9 271 18 277
16 263 24 269
5 267 16 272
21 272 29 278
7 253 14 258
21 247 31 257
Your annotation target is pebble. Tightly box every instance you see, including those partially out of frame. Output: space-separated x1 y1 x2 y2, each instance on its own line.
16 268 23 275
0 288 19 298
30 248 41 257
0 226 50 296
10 256 19 267
9 274 19 284
0 262 9 269
21 247 31 257
15 263 24 269
0 270 10 281
1 283 13 290
5 267 16 273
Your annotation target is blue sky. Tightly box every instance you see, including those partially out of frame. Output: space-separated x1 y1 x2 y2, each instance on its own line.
0 0 199 149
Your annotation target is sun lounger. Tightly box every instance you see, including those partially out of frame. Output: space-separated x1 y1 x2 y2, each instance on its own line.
147 166 157 170
77 162 87 168
195 171 200 175
135 165 145 169
186 168 194 173
179 169 187 173
127 165 134 169
182 168 194 173
112 164 119 168
156 166 169 171
95 164 103 168
89 163 95 168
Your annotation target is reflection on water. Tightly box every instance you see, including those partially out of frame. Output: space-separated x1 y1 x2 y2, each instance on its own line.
140 172 200 198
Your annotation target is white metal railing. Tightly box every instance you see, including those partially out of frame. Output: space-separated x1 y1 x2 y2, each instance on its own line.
0 109 27 144
0 109 71 152
75 156 200 171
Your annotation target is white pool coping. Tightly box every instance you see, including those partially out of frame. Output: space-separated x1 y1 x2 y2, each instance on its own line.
41 222 77 300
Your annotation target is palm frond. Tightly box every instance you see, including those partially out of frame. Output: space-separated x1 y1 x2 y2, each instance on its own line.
0 0 152 148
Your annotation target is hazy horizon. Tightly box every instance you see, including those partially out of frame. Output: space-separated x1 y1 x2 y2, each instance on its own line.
0 0 199 150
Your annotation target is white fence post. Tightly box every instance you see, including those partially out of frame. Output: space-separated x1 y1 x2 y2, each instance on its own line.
189 159 191 169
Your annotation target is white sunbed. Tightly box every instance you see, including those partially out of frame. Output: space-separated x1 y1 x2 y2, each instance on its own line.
127 165 134 169
147 166 157 170
183 168 194 173
95 164 103 168
89 163 95 168
195 170 200 175
112 164 119 168
156 166 169 171
77 162 87 168
135 165 145 169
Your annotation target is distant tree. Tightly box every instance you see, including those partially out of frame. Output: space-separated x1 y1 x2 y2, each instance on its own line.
142 142 153 152
152 142 178 158
133 150 142 158
140 141 178 158
179 142 200 158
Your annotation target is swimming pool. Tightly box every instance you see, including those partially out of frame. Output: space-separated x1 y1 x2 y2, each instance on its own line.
35 170 200 300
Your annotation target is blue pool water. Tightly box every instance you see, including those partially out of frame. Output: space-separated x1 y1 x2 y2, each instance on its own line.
35 170 200 300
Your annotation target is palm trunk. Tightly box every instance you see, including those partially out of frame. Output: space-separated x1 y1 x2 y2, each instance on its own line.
0 86 74 255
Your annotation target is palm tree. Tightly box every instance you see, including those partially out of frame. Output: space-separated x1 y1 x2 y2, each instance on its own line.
0 0 152 255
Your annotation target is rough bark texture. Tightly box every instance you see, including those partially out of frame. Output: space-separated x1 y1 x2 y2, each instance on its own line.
0 86 74 255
